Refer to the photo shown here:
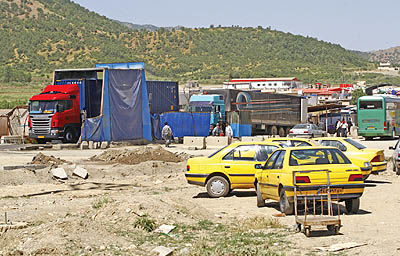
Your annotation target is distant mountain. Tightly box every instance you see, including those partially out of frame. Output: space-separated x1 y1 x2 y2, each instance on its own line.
116 21 160 31
368 46 400 65
0 0 374 84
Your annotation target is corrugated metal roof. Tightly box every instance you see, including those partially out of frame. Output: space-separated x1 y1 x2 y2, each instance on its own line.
230 77 298 82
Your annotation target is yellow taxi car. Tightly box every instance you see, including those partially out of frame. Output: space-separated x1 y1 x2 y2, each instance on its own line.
185 142 283 197
265 137 373 179
315 137 387 176
255 146 365 214
264 137 316 147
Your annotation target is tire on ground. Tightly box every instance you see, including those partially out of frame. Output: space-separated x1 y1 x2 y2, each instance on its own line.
278 127 286 137
271 126 278 136
206 176 230 198
345 198 360 214
279 189 294 215
256 182 265 207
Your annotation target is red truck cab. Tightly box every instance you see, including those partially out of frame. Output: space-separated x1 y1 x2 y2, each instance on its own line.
29 84 81 143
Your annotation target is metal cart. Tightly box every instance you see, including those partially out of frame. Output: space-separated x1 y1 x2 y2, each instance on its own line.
293 170 341 237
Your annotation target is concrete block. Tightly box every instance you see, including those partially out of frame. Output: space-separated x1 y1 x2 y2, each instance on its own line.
152 246 173 256
241 136 264 142
51 167 68 180
206 136 229 148
1 135 24 144
80 141 89 150
73 166 88 179
88 141 94 149
183 137 206 149
52 144 62 150
100 141 109 149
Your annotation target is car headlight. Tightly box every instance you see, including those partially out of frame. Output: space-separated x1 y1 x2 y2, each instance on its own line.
364 162 372 167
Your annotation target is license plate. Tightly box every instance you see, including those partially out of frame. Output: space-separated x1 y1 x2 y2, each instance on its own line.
368 126 375 129
320 188 343 194
38 136 44 138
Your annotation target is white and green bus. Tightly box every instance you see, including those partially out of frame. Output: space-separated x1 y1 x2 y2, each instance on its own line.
357 95 400 139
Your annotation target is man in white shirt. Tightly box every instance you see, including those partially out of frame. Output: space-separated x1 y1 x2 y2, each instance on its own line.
162 122 173 147
225 122 233 144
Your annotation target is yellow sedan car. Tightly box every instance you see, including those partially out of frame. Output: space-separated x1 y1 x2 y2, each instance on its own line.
255 146 365 214
185 142 283 197
266 137 373 179
315 138 387 176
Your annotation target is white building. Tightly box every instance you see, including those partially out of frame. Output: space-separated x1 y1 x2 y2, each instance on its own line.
223 77 301 92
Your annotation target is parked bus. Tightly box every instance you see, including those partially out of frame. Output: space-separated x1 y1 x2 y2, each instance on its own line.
357 95 400 139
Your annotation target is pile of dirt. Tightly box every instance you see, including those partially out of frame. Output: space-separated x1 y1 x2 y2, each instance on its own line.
30 152 70 166
91 146 185 165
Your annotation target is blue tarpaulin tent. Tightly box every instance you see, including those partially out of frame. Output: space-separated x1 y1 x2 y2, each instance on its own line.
53 63 152 142
157 112 210 138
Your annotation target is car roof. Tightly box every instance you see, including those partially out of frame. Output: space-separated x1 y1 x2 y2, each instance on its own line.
265 137 313 142
283 146 337 151
229 141 283 147
315 137 346 141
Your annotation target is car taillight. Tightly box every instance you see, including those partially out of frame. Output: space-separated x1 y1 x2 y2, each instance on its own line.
384 121 387 130
398 153 400 158
303 130 308 133
296 176 310 183
371 155 381 162
356 122 358 127
186 165 190 172
348 174 363 181
289 131 293 133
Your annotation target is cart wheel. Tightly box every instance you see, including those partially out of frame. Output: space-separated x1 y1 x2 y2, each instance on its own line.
327 225 335 232
304 227 311 237
296 224 302 232
334 226 340 235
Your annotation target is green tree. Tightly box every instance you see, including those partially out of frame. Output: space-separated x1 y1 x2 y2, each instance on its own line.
351 88 366 104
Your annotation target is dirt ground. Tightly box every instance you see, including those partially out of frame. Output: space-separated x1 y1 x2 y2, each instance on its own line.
0 139 400 255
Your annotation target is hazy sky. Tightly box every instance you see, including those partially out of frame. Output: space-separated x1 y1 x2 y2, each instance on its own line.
72 0 400 52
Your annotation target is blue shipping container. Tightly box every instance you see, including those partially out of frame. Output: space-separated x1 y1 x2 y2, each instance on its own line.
147 81 179 113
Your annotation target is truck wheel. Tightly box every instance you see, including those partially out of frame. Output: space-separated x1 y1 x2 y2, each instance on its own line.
286 127 291 137
279 127 286 137
279 189 294 215
64 128 77 143
256 183 265 207
345 198 360 214
271 126 278 136
206 176 230 198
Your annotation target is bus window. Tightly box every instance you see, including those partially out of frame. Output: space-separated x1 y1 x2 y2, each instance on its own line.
359 101 382 109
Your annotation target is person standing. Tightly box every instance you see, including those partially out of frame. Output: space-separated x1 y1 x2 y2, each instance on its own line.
162 122 173 147
225 122 233 144
336 120 342 137
212 123 222 136
342 120 348 137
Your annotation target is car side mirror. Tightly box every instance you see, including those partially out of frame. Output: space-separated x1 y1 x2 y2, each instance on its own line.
389 146 395 150
254 164 263 169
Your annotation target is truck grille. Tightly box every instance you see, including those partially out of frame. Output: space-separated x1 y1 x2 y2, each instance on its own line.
30 115 52 135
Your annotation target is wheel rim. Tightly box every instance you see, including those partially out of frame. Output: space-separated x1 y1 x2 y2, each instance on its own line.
210 180 225 195
65 132 73 141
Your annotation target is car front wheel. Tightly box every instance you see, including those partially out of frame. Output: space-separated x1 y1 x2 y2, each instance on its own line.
206 176 230 198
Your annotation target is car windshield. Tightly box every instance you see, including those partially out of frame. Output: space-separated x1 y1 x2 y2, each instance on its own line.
30 100 57 114
293 124 308 129
289 148 351 166
344 138 367 150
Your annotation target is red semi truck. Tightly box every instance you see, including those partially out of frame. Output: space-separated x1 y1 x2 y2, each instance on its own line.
28 84 81 143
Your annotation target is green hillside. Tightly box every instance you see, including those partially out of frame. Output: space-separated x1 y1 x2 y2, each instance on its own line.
0 0 375 87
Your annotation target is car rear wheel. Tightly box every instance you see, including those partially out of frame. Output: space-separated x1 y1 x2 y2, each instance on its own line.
256 183 265 207
279 189 294 215
345 198 360 214
206 176 230 198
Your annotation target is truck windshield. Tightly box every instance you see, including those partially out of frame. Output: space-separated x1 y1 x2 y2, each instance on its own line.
30 101 57 114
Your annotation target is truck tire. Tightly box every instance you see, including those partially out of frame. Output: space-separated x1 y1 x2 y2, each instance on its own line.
286 127 291 137
271 126 278 136
279 127 286 137
64 128 77 143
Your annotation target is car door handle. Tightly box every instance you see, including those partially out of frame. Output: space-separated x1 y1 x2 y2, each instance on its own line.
225 166 230 168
